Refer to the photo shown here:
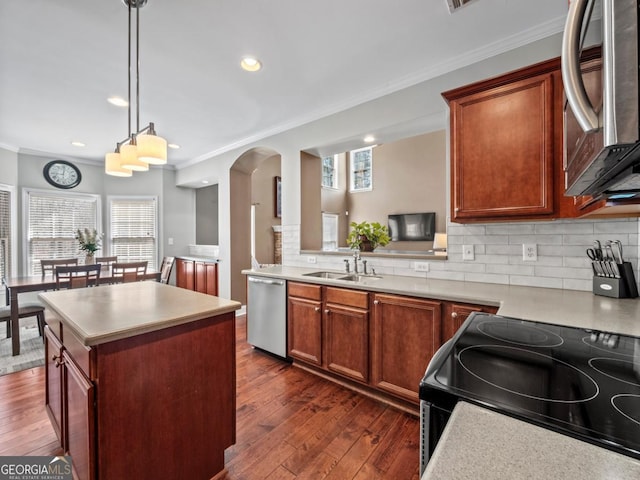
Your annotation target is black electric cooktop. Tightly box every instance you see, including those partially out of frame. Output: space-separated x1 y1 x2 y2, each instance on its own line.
420 312 640 460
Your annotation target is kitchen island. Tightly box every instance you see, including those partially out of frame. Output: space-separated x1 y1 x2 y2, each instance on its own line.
38 281 241 480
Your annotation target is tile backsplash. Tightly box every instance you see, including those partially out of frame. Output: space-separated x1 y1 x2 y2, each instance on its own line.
283 218 640 292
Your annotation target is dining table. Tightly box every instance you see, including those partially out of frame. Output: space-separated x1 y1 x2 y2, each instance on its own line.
2 268 160 356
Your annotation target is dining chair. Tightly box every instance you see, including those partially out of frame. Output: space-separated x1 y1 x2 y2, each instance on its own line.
159 256 175 284
0 303 45 339
41 258 79 278
112 261 148 283
55 264 101 289
95 256 118 272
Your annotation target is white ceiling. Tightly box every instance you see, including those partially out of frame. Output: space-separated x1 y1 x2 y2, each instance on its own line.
0 0 569 169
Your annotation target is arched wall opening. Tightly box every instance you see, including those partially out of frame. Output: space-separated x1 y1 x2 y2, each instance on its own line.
229 146 282 304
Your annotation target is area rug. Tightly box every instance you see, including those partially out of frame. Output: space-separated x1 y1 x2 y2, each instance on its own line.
0 319 45 376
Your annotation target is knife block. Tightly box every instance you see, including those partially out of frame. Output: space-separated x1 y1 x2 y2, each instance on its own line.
593 262 638 299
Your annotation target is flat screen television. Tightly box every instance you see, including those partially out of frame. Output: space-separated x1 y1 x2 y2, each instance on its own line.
388 212 435 241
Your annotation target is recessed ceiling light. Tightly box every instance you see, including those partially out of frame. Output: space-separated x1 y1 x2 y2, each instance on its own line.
71 141 85 147
107 96 128 107
202 180 210 184
168 143 181 149
240 56 262 72
364 135 375 143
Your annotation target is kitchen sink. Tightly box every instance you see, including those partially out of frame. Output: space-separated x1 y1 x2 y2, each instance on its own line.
338 274 383 282
303 271 347 279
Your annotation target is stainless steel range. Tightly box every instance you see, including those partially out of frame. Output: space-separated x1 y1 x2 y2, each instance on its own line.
419 312 640 473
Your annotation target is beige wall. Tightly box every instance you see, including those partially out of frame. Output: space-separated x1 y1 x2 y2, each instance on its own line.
230 169 251 304
347 130 446 251
251 155 281 264
302 130 447 251
300 151 322 250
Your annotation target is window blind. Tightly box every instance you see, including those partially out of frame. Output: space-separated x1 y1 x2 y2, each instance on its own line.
0 188 11 279
27 191 98 275
110 198 157 269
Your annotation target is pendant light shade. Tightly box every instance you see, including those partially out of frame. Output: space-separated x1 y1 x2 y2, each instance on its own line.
105 152 133 177
105 0 168 176
137 132 167 165
120 142 149 171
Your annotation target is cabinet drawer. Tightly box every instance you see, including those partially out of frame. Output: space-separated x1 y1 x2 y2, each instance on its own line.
325 287 368 309
288 282 322 301
64 329 93 379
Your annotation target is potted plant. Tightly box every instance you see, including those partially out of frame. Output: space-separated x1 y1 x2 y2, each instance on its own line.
76 228 103 264
346 221 391 252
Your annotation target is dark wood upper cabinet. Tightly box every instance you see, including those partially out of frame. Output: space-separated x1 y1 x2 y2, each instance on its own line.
443 56 581 223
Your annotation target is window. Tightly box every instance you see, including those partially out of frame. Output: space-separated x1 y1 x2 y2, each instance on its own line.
349 147 373 191
322 213 339 251
322 155 338 188
25 189 100 276
0 186 12 280
109 197 158 269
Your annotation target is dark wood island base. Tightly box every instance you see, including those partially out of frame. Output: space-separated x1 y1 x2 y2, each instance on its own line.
40 282 240 480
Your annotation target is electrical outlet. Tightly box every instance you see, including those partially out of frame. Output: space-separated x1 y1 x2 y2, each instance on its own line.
306 256 317 264
462 245 474 261
414 262 429 272
167 237 174 246
523 244 537 261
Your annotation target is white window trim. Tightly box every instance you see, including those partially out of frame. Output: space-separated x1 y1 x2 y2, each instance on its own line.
107 195 159 268
349 146 373 193
321 154 339 190
22 188 102 275
0 183 17 277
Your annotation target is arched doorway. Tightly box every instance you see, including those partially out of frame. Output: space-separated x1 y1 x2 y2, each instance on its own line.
229 147 281 305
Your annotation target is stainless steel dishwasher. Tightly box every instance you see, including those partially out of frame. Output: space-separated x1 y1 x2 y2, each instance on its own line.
246 275 287 359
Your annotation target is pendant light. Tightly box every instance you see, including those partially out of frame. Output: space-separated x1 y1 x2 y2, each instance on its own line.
105 0 167 176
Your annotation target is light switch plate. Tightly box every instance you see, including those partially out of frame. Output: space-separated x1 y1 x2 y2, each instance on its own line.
462 245 474 261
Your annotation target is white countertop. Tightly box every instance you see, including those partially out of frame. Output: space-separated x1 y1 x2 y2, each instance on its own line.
39 282 241 346
423 402 640 480
243 266 640 337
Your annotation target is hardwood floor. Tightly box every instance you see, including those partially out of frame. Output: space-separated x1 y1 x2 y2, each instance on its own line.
0 315 420 480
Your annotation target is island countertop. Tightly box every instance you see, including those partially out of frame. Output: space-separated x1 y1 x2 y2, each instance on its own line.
242 265 640 337
38 281 241 346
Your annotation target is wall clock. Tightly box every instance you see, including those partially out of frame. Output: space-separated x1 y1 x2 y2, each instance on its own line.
43 160 82 189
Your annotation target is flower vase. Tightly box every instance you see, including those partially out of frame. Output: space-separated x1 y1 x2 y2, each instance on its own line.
85 254 95 265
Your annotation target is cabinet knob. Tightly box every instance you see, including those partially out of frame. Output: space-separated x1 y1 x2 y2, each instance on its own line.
52 355 64 368
451 312 458 319
373 300 379 305
314 307 321 312
324 309 330 314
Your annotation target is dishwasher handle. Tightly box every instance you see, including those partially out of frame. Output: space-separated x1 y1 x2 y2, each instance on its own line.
248 277 285 286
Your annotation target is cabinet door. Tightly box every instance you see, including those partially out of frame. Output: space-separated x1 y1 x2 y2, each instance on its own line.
175 259 195 290
195 261 218 296
288 296 323 366
447 72 555 221
44 327 64 447
325 303 369 383
442 303 499 343
64 353 96 480
371 294 442 403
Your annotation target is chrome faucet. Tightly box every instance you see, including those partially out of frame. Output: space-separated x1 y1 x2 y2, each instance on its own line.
343 259 350 273
362 260 368 275
353 251 360 274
